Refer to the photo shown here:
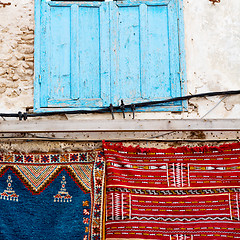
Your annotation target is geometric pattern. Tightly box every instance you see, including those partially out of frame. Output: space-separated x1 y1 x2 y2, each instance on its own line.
15 165 59 192
0 164 93 194
91 152 106 240
0 151 105 240
103 141 240 240
0 150 96 194
53 175 72 202
69 165 93 190
0 174 19 201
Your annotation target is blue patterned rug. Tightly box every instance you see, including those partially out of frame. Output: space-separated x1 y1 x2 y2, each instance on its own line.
0 151 105 240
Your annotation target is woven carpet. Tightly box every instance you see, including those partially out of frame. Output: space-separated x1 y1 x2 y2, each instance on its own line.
0 151 105 240
103 141 240 240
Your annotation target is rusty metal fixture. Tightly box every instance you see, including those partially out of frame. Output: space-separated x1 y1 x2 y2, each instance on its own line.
0 1 11 7
209 0 221 4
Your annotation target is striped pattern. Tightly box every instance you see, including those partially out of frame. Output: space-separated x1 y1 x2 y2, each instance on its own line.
16 165 59 191
104 142 240 240
70 165 92 190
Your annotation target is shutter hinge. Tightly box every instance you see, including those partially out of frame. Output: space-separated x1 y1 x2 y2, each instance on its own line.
38 75 41 84
178 71 184 83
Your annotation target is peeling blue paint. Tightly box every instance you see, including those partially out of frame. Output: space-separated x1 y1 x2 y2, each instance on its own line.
34 0 186 112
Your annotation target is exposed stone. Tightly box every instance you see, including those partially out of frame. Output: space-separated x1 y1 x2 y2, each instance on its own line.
11 43 18 49
6 82 19 88
24 40 34 45
1 27 9 33
0 0 34 109
22 61 30 69
25 62 33 69
18 45 34 54
0 68 6 76
23 69 33 76
7 90 20 98
8 61 18 68
15 52 25 60
20 27 28 32
25 56 34 62
0 83 7 94
21 34 34 41
12 74 19 81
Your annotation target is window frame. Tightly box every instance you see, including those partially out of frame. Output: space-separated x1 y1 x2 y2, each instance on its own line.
34 0 187 113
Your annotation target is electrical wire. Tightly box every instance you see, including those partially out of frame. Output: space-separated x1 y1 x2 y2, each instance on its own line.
200 96 227 119
0 90 239 120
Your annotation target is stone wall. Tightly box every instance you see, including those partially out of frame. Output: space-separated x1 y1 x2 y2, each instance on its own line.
0 0 34 112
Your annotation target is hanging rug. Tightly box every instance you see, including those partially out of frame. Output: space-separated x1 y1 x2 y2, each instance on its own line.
103 141 240 240
0 151 105 240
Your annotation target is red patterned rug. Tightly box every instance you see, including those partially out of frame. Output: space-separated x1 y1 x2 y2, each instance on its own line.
103 142 240 240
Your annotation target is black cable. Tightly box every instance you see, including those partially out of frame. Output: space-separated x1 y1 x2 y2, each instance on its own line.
0 90 240 119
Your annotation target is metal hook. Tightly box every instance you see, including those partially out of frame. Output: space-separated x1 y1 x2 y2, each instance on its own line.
18 111 28 121
109 104 114 120
209 0 220 4
18 111 23 121
131 104 135 119
120 100 125 119
23 112 28 121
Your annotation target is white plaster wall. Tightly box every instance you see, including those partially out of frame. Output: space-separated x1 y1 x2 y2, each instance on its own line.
183 0 240 119
0 0 240 119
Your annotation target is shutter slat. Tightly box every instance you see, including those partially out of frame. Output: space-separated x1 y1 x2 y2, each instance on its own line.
139 3 148 99
70 4 80 100
40 1 51 107
168 0 181 101
100 3 111 106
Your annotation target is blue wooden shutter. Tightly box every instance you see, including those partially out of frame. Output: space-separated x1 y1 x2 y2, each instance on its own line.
35 0 185 112
110 0 183 110
35 0 110 111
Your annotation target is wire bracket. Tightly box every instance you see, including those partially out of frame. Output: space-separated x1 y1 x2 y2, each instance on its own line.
23 112 28 121
131 104 136 119
109 104 114 120
18 112 27 121
120 100 125 119
18 112 23 121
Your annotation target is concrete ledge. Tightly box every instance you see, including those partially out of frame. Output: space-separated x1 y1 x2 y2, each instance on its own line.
0 119 239 133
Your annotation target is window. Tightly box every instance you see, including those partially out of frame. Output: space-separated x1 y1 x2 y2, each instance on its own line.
34 0 186 112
